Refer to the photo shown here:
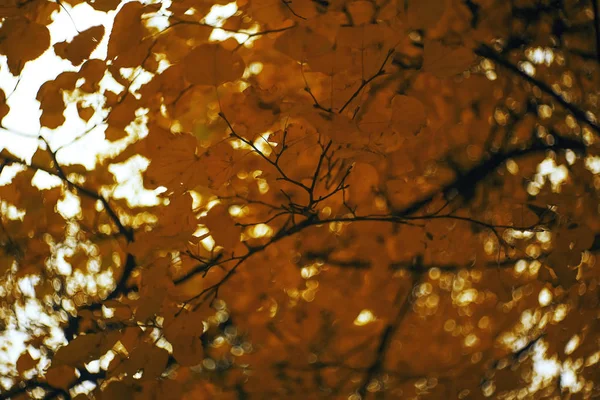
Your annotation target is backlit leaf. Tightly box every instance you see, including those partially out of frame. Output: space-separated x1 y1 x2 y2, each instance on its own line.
0 17 50 75
54 25 105 66
183 44 245 86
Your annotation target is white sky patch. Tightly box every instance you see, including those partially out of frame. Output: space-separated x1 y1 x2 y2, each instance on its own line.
0 2 118 384
527 340 560 393
57 191 82 219
528 157 570 195
0 2 113 147
526 47 555 66
109 155 161 207
204 2 261 44
205 2 238 25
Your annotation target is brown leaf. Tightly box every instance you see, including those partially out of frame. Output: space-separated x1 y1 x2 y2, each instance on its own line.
107 2 145 60
390 95 427 135
36 72 78 129
16 351 37 373
406 0 447 29
53 332 119 367
183 43 246 86
54 25 105 65
45 365 77 391
274 26 332 62
87 0 121 12
0 17 50 75
202 204 242 251
0 89 9 123
423 40 476 78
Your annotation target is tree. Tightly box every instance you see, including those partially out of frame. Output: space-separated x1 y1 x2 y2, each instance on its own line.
1 0 600 398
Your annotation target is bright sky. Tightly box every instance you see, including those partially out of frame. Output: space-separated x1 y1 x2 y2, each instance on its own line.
0 0 240 390
0 3 113 162
0 3 126 389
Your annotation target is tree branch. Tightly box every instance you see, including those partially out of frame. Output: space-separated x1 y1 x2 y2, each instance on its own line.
475 44 600 136
356 273 420 398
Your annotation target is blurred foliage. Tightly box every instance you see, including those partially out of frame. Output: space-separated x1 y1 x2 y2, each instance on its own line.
1 0 600 398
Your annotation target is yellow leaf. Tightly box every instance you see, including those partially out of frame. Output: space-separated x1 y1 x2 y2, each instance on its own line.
347 1 375 26
152 193 198 239
88 0 121 12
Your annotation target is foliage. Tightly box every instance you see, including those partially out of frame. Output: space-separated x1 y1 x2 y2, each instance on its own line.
1 0 600 398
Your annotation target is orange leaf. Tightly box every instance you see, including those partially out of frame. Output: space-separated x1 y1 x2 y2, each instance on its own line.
274 26 332 62
144 125 209 193
406 0 447 29
183 44 245 86
423 40 476 78
202 204 242 251
390 95 427 135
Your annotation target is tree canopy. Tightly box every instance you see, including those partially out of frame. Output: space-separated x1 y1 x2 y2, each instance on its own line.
1 0 600 398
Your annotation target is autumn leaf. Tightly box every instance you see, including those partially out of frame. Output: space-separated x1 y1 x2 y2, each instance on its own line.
144 125 209 193
45 365 77 391
0 17 50 75
406 0 447 29
16 351 37 373
163 308 205 366
36 71 78 129
88 0 121 12
390 95 427 136
183 43 246 86
52 332 119 367
107 2 145 60
423 40 476 78
77 102 95 122
111 342 169 380
274 26 332 62
0 89 9 123
201 204 242 251
54 25 105 65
